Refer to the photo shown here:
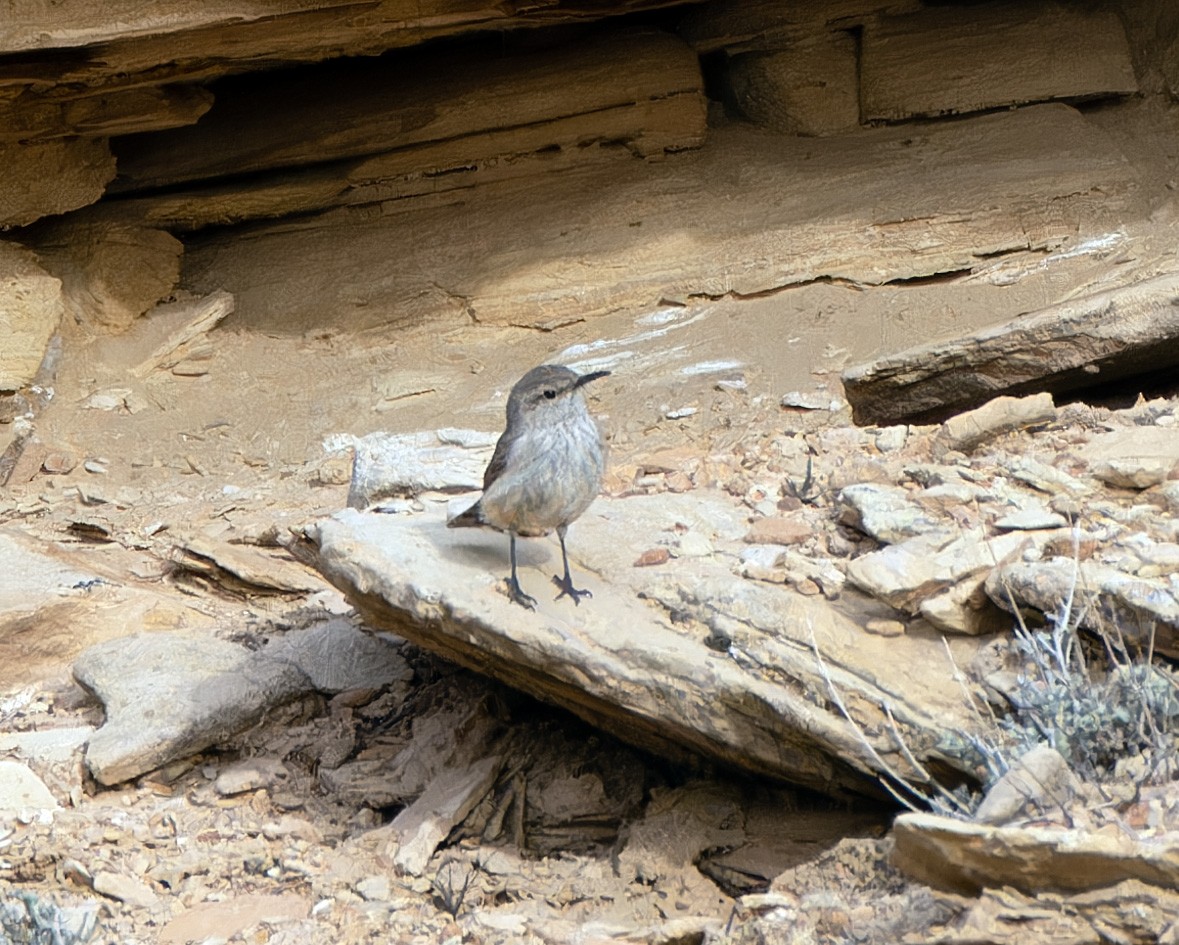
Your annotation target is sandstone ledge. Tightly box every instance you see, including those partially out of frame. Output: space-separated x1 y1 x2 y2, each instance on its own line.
307 495 985 799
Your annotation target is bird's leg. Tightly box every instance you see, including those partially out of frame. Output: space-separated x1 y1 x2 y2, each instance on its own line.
506 532 537 610
551 525 592 604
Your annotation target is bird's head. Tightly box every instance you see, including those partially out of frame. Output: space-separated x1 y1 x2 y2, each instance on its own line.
507 364 610 419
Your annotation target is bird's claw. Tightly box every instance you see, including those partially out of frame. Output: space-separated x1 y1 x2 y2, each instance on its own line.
506 576 537 611
552 574 592 605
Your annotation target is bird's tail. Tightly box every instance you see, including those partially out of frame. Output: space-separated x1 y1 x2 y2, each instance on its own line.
447 499 485 528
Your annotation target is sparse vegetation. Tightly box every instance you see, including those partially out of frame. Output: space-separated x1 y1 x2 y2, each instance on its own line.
823 545 1179 818
430 857 478 918
0 887 97 945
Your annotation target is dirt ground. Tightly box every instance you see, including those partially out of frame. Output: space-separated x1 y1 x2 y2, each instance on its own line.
2 98 1179 943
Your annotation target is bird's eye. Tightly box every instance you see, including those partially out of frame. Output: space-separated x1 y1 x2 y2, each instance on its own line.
543 389 556 400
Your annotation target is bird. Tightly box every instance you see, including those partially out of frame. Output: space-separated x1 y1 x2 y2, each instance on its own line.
448 364 610 610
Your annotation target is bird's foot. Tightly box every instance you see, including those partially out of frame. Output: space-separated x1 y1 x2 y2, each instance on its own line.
552 573 592 605
506 576 537 610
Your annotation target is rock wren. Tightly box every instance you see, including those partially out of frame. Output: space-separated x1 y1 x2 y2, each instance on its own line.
448 364 610 610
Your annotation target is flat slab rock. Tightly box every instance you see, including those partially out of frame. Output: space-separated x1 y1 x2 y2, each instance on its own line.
893 812 1179 895
307 493 986 798
74 620 409 785
842 271 1179 425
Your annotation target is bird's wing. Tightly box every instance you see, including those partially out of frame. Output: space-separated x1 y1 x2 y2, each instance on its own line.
482 427 513 491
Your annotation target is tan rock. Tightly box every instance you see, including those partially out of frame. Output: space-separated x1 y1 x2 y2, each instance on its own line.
986 557 1179 658
108 31 707 227
728 32 859 136
744 514 812 546
864 619 905 637
1077 427 1179 489
0 243 64 391
862 2 1136 121
892 811 1179 894
919 576 1011 636
844 272 1179 426
934 393 1057 457
308 495 987 797
974 746 1080 826
0 138 115 228
182 104 1137 332
32 220 182 333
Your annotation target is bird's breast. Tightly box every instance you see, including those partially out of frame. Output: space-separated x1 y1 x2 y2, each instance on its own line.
478 410 605 534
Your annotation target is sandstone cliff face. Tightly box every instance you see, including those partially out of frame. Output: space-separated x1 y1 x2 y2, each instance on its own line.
3 0 1172 378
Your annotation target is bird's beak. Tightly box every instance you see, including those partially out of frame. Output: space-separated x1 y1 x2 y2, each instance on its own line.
574 370 611 389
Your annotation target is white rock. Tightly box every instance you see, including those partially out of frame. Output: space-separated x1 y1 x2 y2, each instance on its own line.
993 507 1068 530
0 760 59 812
0 727 92 765
354 874 391 902
676 531 714 557
92 871 160 910
839 483 945 544
874 425 908 452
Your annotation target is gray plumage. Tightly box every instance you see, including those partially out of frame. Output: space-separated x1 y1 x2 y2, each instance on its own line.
449 364 609 609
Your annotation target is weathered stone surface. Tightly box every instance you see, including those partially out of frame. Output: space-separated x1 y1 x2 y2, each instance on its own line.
388 754 504 875
131 290 234 377
679 0 921 55
75 633 311 785
159 894 309 945
308 494 987 797
919 881 1179 945
837 483 943 544
846 528 1028 614
321 698 501 809
727 32 859 136
268 619 411 694
0 761 59 813
974 746 1080 826
933 393 1057 457
30 220 182 333
110 31 702 196
173 535 323 594
986 558 1179 658
843 272 1179 425
184 103 1137 332
92 870 160 910
333 429 497 509
0 243 64 391
0 138 115 228
861 2 1137 121
743 513 813 546
892 812 1179 894
214 758 287 797
0 0 701 87
0 527 229 690
73 618 407 785
1076 427 1179 489
919 577 1010 637
0 85 213 143
0 728 93 766
993 507 1069 531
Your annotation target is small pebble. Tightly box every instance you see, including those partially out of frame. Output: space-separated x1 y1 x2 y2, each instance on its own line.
634 547 671 567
